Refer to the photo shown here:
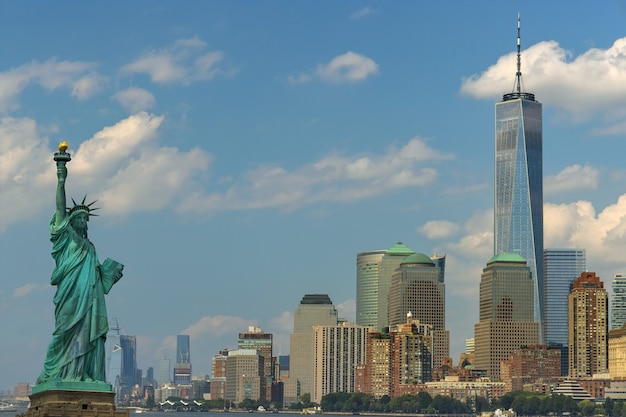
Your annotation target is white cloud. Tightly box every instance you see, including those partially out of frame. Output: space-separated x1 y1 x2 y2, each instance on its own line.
178 137 453 213
121 37 226 85
0 112 212 231
0 58 99 112
112 87 156 113
290 51 379 85
418 220 461 239
545 164 599 195
336 299 356 322
350 6 374 20
461 37 626 123
13 283 44 298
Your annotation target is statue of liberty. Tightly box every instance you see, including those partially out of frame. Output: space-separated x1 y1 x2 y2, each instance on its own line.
36 141 124 388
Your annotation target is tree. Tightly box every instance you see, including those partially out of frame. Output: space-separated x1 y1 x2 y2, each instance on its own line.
579 400 595 417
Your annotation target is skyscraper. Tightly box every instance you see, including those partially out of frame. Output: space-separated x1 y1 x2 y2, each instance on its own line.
543 248 586 374
285 294 338 406
356 243 415 331
474 254 540 380
119 335 138 388
569 272 608 378
238 326 274 401
387 253 449 369
494 15 544 329
174 334 191 385
611 274 626 330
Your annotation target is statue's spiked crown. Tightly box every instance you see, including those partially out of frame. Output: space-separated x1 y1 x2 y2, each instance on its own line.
68 196 99 217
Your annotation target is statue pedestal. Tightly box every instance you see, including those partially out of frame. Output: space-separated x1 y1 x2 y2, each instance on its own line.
18 389 129 417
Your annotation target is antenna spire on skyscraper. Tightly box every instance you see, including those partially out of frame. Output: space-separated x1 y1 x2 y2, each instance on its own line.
503 13 535 102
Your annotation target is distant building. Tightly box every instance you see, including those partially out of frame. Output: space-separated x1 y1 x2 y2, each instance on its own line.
120 335 138 388
609 323 626 379
568 272 608 378
211 349 229 400
363 332 392 399
500 344 561 392
225 349 264 403
284 294 338 406
174 335 192 386
543 248 586 375
388 252 449 370
552 380 593 401
425 376 506 403
474 254 540 380
356 242 415 331
612 274 626 330
312 322 371 403
390 314 434 396
159 357 171 387
238 326 274 401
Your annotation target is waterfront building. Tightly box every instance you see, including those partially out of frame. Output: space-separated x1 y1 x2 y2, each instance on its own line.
494 15 544 329
363 331 392 399
425 376 506 403
238 326 274 401
543 248 586 375
211 350 229 401
612 274 626 330
609 324 626 379
474 254 540 380
120 335 138 388
569 272 608 378
312 322 371 404
388 253 449 369
500 344 561 392
552 380 593 401
284 294 338 406
174 335 192 386
356 243 415 331
390 314 434 396
225 349 264 403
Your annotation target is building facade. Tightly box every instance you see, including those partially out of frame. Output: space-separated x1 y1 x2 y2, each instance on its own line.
363 332 392 399
569 272 608 378
390 315 434 396
120 335 138 388
174 334 192 386
312 322 371 404
474 254 540 380
612 274 626 330
388 253 449 369
285 294 338 406
238 326 274 401
500 344 561 392
543 248 586 375
225 349 264 403
494 16 544 328
609 324 626 379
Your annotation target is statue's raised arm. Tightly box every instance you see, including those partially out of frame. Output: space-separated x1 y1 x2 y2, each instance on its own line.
54 141 70 226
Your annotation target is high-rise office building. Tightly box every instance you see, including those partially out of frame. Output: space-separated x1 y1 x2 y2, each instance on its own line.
611 274 626 330
174 334 192 385
543 248 586 375
211 350 229 401
474 254 540 380
238 326 274 401
119 335 138 388
312 322 370 403
356 243 415 331
494 15 544 330
225 349 264 403
284 294 338 406
569 272 608 378
159 357 171 387
388 253 449 369
390 315 434 396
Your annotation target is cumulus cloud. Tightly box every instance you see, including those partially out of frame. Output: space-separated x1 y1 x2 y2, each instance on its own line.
0 112 212 231
178 137 453 213
0 58 100 112
13 283 44 298
461 37 626 126
121 36 227 85
336 299 356 322
545 164 599 195
418 220 461 239
112 87 156 113
290 51 379 84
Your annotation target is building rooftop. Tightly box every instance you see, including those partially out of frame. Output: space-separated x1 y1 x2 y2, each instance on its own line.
300 294 333 305
401 253 435 266
487 253 527 264
386 241 415 255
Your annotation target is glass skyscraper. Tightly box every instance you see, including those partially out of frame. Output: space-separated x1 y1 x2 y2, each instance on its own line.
611 274 626 330
543 248 586 375
494 16 543 328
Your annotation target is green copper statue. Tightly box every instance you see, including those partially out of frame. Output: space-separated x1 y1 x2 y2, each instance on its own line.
36 141 124 387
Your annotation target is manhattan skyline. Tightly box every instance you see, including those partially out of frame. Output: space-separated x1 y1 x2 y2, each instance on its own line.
2 2 626 391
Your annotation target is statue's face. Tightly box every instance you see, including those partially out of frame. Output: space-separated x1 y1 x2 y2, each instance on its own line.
70 212 89 230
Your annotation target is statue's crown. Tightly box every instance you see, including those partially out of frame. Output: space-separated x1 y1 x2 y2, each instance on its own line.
68 196 99 217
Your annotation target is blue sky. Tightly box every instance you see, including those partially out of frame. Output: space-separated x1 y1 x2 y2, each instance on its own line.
2 1 626 390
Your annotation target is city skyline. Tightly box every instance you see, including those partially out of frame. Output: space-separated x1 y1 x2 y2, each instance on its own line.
2 2 626 390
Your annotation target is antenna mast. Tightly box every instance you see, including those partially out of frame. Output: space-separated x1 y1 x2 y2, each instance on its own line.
503 13 535 102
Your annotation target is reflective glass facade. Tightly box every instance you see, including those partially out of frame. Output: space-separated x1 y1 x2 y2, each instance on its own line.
611 274 626 330
495 97 543 327
543 248 586 375
356 250 386 328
